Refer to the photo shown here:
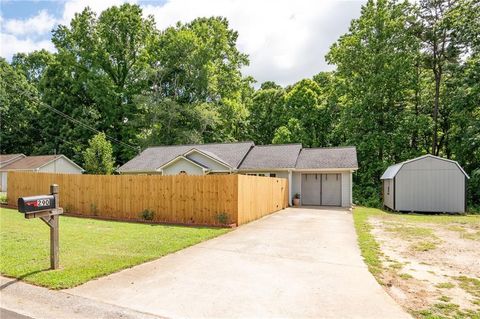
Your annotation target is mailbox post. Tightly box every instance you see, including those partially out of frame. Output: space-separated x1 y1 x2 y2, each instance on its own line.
17 184 63 270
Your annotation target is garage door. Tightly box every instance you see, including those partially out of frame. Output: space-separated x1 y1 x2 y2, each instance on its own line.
301 174 341 206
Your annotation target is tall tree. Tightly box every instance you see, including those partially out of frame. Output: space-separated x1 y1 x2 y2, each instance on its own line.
50 4 158 162
327 0 421 204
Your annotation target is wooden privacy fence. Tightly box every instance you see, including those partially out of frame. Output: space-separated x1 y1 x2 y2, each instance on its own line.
7 172 288 226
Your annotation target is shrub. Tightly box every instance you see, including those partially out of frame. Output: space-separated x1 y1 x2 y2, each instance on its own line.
140 209 155 221
215 212 229 225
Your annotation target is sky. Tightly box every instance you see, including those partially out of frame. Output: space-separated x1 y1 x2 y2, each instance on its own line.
0 0 366 86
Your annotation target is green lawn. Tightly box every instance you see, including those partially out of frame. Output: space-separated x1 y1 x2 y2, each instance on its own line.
0 207 229 289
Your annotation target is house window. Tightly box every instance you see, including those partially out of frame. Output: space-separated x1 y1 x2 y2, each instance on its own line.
270 173 276 178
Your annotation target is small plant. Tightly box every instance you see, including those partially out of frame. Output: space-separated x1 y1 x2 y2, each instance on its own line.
436 282 455 289
215 212 229 225
90 203 98 216
438 295 452 302
294 193 300 199
140 209 155 221
0 193 7 204
399 273 413 280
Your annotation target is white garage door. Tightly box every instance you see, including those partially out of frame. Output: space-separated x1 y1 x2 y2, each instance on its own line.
301 173 341 206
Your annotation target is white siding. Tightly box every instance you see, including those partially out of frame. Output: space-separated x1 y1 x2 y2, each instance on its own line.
383 179 394 209
187 152 231 171
162 159 204 175
341 172 352 207
396 157 465 213
0 172 7 192
292 172 302 198
38 157 82 174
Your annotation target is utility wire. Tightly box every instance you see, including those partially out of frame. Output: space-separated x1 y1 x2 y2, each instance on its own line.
40 103 140 152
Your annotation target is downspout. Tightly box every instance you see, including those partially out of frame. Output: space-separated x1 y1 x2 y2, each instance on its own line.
288 170 293 206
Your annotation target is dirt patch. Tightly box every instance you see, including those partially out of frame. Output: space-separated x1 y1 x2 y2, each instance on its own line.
370 217 480 318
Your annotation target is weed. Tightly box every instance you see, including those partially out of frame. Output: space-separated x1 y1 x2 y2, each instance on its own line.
140 209 155 221
438 296 452 302
215 212 230 225
455 276 480 298
410 241 437 252
436 282 455 289
399 273 413 280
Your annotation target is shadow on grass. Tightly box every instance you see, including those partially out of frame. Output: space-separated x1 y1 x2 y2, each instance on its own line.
0 269 50 290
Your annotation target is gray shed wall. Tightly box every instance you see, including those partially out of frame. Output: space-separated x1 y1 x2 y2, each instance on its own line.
383 179 394 209
395 157 465 213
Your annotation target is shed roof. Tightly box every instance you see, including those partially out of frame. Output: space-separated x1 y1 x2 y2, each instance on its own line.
380 155 469 180
239 144 302 169
295 147 358 169
118 142 254 172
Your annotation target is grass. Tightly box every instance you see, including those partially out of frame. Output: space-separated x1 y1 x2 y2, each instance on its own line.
436 282 455 289
351 207 384 276
455 276 480 298
0 207 229 289
410 241 438 252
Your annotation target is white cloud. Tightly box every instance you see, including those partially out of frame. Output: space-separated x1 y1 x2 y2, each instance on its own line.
0 33 55 59
61 0 138 25
0 0 366 85
3 10 57 36
143 0 365 86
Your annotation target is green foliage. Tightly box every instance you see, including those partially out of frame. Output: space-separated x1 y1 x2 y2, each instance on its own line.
2 0 479 208
215 212 230 225
140 209 155 221
83 133 115 175
0 207 228 289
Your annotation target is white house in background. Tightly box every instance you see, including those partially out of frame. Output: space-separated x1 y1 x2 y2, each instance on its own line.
118 142 358 207
381 154 469 213
0 155 84 192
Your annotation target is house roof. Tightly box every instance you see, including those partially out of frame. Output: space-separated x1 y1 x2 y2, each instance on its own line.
118 142 254 172
239 144 302 169
0 155 61 171
0 154 25 167
295 147 358 169
380 154 469 180
0 155 84 172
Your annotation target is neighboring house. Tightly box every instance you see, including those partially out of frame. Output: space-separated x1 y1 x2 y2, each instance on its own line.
381 154 469 213
118 142 358 207
0 155 84 192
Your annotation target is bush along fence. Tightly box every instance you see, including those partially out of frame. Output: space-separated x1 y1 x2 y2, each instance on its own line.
7 172 288 226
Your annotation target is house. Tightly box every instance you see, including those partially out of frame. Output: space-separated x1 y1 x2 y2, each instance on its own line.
118 142 358 207
0 155 84 192
380 154 469 213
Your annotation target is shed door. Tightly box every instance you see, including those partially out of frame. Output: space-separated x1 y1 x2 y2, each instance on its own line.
301 174 321 205
321 174 341 206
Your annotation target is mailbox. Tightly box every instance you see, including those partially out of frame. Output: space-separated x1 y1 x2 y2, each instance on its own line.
18 195 56 214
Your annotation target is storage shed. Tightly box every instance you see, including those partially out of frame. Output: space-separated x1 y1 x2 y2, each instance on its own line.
380 155 469 213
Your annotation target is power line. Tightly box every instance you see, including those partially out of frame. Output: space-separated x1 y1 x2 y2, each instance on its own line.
40 103 140 152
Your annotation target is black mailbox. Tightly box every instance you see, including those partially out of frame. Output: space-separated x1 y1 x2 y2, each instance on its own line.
18 195 56 214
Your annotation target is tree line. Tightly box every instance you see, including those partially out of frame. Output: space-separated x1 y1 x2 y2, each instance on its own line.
1 0 479 208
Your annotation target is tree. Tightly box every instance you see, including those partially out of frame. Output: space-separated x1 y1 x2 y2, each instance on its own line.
50 4 158 163
83 133 115 174
326 0 422 204
0 58 42 154
248 83 286 144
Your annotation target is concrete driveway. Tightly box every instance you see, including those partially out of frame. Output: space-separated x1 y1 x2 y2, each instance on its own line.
67 207 410 319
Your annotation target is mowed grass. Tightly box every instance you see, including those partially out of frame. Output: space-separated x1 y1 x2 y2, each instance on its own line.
0 208 229 289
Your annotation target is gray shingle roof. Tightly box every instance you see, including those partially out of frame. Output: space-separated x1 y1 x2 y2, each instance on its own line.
118 142 254 172
295 147 358 169
239 144 302 169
